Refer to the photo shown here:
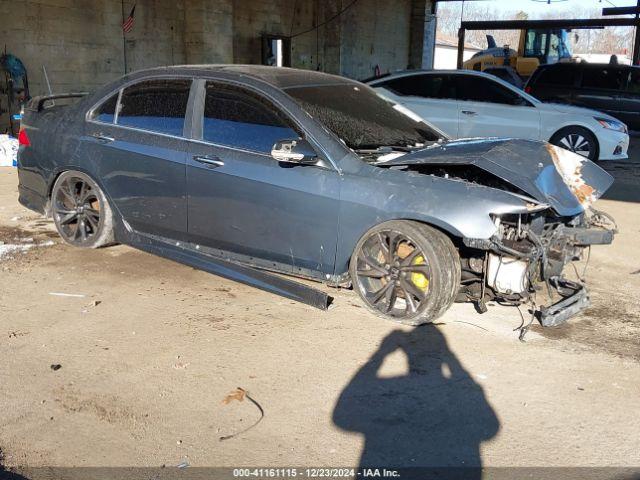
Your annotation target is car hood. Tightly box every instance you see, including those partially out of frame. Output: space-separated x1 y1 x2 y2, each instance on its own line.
537 101 612 119
376 138 614 217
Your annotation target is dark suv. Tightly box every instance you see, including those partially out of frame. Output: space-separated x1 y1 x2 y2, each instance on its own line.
526 63 640 132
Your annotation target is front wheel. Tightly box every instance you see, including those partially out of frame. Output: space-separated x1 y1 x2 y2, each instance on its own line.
51 171 115 248
550 126 598 161
349 221 461 325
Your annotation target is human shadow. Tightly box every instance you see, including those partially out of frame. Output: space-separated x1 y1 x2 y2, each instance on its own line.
333 325 499 479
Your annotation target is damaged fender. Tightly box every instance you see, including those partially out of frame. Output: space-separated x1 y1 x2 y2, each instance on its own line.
376 138 614 217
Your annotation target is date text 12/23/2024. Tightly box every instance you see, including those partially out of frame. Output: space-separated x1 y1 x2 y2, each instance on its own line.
233 468 400 478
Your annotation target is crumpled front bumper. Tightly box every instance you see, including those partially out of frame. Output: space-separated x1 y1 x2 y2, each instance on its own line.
539 277 590 327
537 224 613 327
488 221 615 326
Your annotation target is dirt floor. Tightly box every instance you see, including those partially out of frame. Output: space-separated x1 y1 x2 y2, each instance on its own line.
1 142 640 475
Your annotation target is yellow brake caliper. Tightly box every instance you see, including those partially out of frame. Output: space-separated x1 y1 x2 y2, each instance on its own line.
411 255 429 292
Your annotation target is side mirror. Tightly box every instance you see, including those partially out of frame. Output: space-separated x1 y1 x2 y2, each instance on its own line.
271 138 318 165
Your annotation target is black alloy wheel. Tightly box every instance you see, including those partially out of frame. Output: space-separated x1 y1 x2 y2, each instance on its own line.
51 171 114 248
350 221 460 325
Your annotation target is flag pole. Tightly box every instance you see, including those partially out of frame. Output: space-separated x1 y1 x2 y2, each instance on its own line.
121 0 128 74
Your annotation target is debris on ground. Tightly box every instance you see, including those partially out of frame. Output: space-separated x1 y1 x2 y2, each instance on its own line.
0 237 54 260
222 387 246 404
8 331 28 338
50 364 62 371
219 387 264 441
48 292 86 298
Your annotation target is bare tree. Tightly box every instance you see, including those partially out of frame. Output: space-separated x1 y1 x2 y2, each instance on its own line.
437 2 634 56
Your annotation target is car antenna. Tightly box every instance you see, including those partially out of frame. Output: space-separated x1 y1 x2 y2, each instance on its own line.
42 65 54 106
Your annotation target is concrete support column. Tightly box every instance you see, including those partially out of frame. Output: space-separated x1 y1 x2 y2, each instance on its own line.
408 0 437 69
183 0 233 64
320 0 343 74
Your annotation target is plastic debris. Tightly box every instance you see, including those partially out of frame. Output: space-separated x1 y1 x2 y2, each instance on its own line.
0 134 18 167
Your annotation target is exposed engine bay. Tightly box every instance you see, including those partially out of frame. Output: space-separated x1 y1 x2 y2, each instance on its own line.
367 138 618 334
460 208 616 335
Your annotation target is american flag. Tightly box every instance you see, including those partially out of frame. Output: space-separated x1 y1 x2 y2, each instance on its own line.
122 4 136 33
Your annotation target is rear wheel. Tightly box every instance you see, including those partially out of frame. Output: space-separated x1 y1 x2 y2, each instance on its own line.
51 171 115 248
550 126 598 161
349 221 461 325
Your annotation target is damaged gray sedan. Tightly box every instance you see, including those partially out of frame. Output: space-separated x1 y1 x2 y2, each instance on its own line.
17 66 616 326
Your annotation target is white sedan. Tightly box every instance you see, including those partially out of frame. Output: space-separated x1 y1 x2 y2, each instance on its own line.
367 70 629 161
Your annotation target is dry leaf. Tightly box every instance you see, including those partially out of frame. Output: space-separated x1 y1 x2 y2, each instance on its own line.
222 387 246 405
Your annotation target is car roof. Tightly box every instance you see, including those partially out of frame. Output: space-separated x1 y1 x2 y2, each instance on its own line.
125 64 359 89
367 68 541 105
365 69 508 84
537 62 636 70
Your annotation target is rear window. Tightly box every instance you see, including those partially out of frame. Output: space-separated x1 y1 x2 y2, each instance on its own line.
581 67 626 91
378 74 456 100
534 65 577 87
117 79 192 136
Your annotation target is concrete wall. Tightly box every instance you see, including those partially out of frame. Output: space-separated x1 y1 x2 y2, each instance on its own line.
1 1 128 94
0 0 435 131
184 0 232 64
340 0 412 80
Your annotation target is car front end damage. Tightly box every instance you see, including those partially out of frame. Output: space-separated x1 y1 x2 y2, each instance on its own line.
376 138 617 328
462 207 616 328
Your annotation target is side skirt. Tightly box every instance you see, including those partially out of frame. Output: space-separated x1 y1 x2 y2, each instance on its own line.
127 231 334 311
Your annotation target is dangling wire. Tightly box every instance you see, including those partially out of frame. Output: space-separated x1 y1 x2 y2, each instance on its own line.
517 298 537 342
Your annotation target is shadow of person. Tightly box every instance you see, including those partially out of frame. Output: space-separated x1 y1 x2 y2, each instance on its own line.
333 325 499 479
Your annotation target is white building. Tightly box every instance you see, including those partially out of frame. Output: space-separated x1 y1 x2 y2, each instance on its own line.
434 34 482 70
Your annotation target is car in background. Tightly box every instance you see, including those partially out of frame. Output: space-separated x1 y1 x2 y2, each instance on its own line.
525 62 640 132
367 70 629 161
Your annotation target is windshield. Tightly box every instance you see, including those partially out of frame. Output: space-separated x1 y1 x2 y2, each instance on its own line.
524 29 572 63
283 83 441 150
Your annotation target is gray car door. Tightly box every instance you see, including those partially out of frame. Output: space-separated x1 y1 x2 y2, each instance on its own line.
185 80 340 278
618 67 640 130
83 78 193 241
574 66 627 119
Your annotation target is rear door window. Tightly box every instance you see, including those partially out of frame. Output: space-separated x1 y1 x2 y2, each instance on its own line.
581 67 626 91
117 79 192 136
456 76 525 105
378 74 456 100
535 65 577 87
626 69 640 94
202 82 298 153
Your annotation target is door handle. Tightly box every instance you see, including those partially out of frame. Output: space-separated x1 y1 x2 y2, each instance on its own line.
193 155 224 168
92 133 115 143
461 110 477 116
